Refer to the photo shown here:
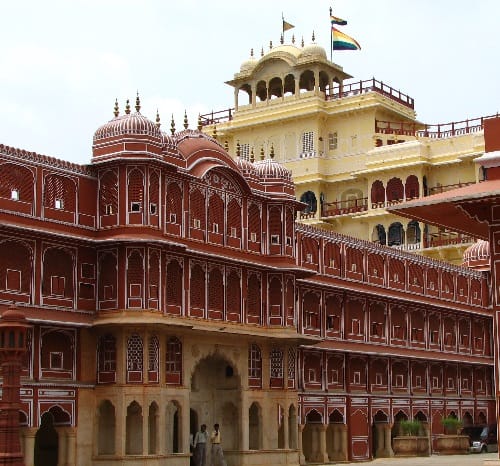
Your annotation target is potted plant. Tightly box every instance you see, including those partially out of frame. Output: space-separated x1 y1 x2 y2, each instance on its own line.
434 416 469 454
393 419 430 457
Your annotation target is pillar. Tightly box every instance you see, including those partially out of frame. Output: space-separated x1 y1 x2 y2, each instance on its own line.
283 409 289 449
240 399 249 451
21 428 36 466
339 423 348 461
57 428 67 466
298 424 306 464
385 423 394 457
65 428 76 466
318 424 329 463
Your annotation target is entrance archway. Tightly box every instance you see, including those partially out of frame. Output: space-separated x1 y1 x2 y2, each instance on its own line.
190 354 241 451
34 412 58 466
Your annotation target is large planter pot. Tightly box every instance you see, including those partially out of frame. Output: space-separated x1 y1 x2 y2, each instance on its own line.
434 435 470 455
393 436 430 456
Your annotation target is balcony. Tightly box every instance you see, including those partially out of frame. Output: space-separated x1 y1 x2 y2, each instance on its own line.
321 198 368 218
427 181 475 196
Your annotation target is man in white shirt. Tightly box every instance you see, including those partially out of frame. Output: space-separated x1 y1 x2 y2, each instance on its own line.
210 423 226 466
193 424 208 466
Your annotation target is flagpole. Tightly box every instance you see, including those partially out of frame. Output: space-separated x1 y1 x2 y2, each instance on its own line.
329 7 333 62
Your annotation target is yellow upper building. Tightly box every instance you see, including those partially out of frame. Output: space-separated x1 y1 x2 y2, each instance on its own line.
201 37 487 264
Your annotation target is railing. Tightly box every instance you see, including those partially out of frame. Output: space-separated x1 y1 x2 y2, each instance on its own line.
427 182 475 196
321 198 368 217
375 120 421 136
200 108 234 126
425 232 474 248
326 78 415 109
416 114 500 139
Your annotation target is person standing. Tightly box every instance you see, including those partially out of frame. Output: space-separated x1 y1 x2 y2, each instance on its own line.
193 424 208 466
210 423 226 466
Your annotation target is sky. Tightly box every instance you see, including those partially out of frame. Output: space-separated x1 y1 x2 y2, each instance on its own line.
1 0 499 164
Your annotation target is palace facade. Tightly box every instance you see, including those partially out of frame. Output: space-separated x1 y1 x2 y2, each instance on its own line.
201 38 491 264
0 96 495 465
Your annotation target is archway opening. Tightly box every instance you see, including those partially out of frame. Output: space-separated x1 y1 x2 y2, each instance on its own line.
34 412 58 466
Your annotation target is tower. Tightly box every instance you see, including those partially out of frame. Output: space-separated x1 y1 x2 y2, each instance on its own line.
0 307 30 466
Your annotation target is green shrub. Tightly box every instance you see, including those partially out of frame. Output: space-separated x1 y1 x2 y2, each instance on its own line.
441 416 463 434
400 419 422 436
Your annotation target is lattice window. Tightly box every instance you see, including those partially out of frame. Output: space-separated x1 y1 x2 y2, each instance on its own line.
0 163 34 203
248 203 261 242
166 337 182 374
328 132 338 150
287 348 296 380
149 170 160 211
42 247 74 298
166 260 183 306
268 206 282 243
99 170 118 215
127 334 143 372
166 182 182 224
301 131 314 153
0 240 32 294
148 250 160 301
44 174 76 212
248 343 262 379
227 198 241 238
127 249 144 300
208 193 224 235
208 268 224 311
190 264 206 310
128 168 144 211
98 251 117 302
270 348 284 378
190 188 206 229
240 143 250 161
226 270 241 314
148 335 159 372
247 273 261 319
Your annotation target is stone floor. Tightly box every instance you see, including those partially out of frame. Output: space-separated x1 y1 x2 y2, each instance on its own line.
315 452 498 465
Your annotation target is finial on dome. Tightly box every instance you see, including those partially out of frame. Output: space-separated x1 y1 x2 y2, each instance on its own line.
301 36 304 47
270 143 275 159
261 46 264 57
269 40 273 50
197 114 202 131
183 110 188 129
135 92 141 112
125 99 131 115
280 34 284 44
312 31 316 42
250 147 255 163
212 125 217 140
113 98 119 117
170 114 176 135
260 146 265 161
236 140 241 157
292 34 295 44
155 109 161 128
224 140 229 151
250 48 254 58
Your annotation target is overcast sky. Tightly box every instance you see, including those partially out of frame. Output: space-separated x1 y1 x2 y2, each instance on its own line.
1 0 499 164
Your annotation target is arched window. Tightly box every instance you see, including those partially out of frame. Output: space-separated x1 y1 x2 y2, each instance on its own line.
127 334 143 383
388 222 404 246
248 343 262 388
99 169 118 218
127 249 144 308
190 263 206 315
208 268 224 313
166 182 182 226
247 273 261 323
270 348 284 387
126 401 143 455
300 191 317 214
226 269 241 322
166 337 182 385
97 400 116 454
127 168 145 220
371 180 385 207
166 259 183 312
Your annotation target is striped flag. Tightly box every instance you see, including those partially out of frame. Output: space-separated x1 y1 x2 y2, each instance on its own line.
330 14 347 26
332 27 361 51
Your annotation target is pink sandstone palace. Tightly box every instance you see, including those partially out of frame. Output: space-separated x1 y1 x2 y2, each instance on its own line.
0 95 495 465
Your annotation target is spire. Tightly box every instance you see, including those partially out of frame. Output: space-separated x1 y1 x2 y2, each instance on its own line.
212 125 217 140
250 147 255 163
183 110 188 129
135 92 141 112
312 31 316 42
113 98 119 117
250 48 254 58
236 140 241 157
292 34 295 44
261 46 264 57
170 114 176 135
301 36 304 47
155 109 161 128
197 114 202 131
224 140 229 152
269 40 273 50
125 99 131 115
260 146 265 161
280 33 284 44
270 143 275 159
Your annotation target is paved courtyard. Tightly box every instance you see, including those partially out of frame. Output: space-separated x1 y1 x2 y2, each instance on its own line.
320 452 498 466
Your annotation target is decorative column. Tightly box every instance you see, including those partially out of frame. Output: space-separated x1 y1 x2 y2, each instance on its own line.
384 423 394 457
318 424 329 463
339 423 348 461
0 306 31 466
21 428 36 466
297 423 306 464
283 409 289 449
65 427 76 466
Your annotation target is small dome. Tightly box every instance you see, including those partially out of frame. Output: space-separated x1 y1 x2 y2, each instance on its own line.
93 111 162 142
463 239 490 270
300 43 327 60
254 158 292 181
235 157 257 179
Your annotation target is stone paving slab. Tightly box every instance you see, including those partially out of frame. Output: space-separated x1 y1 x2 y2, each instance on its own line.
316 452 498 466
